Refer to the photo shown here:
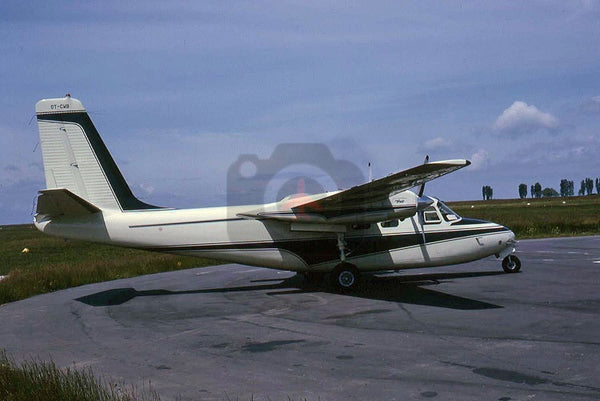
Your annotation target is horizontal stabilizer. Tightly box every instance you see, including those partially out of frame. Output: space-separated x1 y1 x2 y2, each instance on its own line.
36 188 101 217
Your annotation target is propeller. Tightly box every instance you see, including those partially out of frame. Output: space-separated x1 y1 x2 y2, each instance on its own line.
417 155 429 197
417 155 430 245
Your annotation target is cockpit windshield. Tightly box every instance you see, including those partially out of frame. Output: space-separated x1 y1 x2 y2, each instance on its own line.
437 200 461 222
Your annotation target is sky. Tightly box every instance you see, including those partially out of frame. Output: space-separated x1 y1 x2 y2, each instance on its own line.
1 1 599 224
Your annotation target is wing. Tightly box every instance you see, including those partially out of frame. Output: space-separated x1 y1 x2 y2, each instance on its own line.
238 159 470 225
294 159 470 217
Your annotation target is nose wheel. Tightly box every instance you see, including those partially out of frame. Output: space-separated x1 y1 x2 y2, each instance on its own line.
502 255 521 273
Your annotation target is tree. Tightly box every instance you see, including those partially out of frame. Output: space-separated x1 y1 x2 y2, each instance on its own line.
518 183 527 199
596 178 600 195
533 182 542 198
482 185 493 200
530 184 535 198
542 187 559 197
586 177 594 195
560 179 569 197
579 180 586 196
560 179 574 197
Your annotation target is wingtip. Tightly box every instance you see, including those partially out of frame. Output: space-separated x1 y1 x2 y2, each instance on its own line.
430 159 471 166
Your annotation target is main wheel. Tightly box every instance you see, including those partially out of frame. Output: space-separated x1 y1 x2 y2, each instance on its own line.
332 263 360 291
502 255 521 273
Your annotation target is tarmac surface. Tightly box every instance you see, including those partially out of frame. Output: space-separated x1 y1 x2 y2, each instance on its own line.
1 236 600 400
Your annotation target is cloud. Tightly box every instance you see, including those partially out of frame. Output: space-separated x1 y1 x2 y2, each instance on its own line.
494 101 558 136
510 131 600 165
138 183 155 195
468 149 489 171
421 137 452 152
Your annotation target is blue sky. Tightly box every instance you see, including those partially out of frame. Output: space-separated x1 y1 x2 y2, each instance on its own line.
1 1 599 224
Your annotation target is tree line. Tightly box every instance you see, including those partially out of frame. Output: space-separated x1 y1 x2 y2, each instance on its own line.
517 177 600 199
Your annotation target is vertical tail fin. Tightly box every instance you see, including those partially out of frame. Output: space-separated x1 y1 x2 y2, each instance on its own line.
35 96 160 211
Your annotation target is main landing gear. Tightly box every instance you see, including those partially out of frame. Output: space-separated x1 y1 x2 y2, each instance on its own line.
302 263 361 291
332 262 360 291
302 232 361 291
502 254 521 273
330 232 360 291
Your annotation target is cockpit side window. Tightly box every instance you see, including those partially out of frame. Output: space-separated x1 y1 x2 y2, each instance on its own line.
423 206 441 224
437 201 460 222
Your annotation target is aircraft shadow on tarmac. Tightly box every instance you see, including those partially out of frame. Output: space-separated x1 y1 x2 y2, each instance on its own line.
75 270 504 310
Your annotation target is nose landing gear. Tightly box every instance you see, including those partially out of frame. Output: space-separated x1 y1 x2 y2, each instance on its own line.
502 254 521 273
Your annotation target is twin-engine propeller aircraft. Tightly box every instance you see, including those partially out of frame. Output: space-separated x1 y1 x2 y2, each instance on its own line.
33 96 521 291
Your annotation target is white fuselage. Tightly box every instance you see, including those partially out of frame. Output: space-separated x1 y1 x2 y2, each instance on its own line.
35 196 515 274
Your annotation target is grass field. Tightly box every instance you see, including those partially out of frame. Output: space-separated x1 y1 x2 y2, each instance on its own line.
0 224 219 305
447 194 600 239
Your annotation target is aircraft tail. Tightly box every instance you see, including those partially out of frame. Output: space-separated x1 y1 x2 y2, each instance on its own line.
35 95 160 214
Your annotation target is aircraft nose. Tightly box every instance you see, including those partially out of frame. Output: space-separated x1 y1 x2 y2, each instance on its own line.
507 229 515 241
501 227 516 246
494 221 516 243
489 220 515 240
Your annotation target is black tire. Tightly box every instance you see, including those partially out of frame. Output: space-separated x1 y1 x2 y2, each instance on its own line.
332 263 360 291
502 255 521 273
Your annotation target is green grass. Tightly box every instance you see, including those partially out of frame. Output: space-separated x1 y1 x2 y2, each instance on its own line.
448 195 600 239
0 224 219 305
0 350 160 401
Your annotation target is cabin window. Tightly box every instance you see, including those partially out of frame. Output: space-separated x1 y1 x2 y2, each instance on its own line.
423 207 441 224
352 223 371 230
380 219 399 228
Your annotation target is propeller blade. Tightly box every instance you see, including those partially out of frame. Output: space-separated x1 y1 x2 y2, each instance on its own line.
417 155 429 197
417 209 427 244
